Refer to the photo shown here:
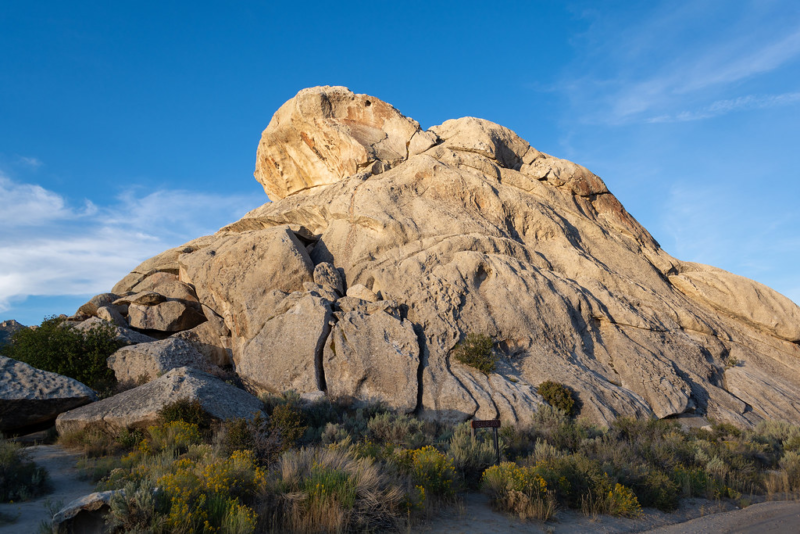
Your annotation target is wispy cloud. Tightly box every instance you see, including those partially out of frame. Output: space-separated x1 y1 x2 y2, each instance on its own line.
0 173 256 313
659 182 800 305
16 156 43 168
647 91 800 123
561 1 800 124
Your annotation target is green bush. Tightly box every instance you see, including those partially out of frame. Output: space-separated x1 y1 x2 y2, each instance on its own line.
157 398 212 432
447 423 500 488
537 381 576 416
222 415 284 466
269 403 307 449
367 412 431 449
452 333 496 373
1 315 121 391
0 439 50 502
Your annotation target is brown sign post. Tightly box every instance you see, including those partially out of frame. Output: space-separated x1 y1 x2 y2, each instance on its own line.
471 419 501 465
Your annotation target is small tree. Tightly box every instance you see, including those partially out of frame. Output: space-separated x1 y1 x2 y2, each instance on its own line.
1 315 121 391
452 333 496 374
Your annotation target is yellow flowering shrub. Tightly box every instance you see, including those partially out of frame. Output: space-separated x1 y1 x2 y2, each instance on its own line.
409 446 457 497
481 462 554 520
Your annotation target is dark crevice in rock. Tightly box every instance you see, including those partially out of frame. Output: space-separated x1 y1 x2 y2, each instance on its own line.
411 322 427 416
316 310 337 393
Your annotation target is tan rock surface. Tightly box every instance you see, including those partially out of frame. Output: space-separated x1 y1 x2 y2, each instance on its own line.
107 338 214 383
254 86 432 200
127 300 206 332
110 86 800 427
323 310 419 412
236 292 332 395
55 367 263 434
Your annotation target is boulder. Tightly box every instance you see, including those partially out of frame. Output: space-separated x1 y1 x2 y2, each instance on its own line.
76 293 119 318
74 317 157 345
96 305 126 327
237 293 332 395
0 356 96 432
323 310 419 413
345 284 379 302
314 262 344 295
178 227 314 345
52 490 118 534
107 338 214 383
172 321 233 367
127 300 206 332
55 367 263 434
254 86 435 201
117 291 167 306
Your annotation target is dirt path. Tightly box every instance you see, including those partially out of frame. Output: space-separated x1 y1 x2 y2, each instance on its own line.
643 500 800 533
0 445 96 533
420 493 800 534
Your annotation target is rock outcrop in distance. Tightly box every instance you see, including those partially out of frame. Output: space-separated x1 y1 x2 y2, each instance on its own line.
91 86 800 428
0 319 25 347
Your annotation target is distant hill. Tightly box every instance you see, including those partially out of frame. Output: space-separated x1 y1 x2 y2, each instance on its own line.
0 319 26 347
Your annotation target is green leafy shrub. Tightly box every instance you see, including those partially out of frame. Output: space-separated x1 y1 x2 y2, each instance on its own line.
1 315 121 391
145 421 202 454
452 333 496 373
537 381 576 416
269 403 307 449
157 398 211 432
0 439 50 502
221 415 284 466
780 451 800 490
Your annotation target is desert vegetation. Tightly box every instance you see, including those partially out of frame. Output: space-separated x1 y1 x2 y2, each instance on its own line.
0 438 51 504
0 315 122 393
49 392 800 533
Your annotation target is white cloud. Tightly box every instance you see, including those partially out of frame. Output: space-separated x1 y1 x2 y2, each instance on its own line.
0 174 256 313
659 183 800 304
647 92 800 123
16 156 43 168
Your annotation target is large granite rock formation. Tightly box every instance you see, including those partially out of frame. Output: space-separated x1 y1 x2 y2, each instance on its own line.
108 86 800 428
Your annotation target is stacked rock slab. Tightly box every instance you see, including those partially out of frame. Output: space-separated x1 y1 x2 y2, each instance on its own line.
110 86 800 428
55 367 263 434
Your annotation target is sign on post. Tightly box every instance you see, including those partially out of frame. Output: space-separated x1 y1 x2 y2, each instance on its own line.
471 419 501 465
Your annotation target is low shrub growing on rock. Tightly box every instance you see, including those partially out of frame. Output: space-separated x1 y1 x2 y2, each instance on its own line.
0 438 50 502
452 333 496 373
537 380 576 416
1 315 121 391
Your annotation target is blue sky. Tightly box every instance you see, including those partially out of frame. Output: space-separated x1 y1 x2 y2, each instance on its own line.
1 0 799 326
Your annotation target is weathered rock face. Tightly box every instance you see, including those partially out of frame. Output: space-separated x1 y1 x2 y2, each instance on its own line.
108 86 800 428
52 490 117 534
107 338 214 383
254 86 437 201
55 367 263 434
0 356 96 432
323 309 419 412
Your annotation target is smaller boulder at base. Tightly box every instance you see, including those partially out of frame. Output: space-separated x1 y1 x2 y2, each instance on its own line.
0 356 96 433
55 367 263 435
52 490 118 534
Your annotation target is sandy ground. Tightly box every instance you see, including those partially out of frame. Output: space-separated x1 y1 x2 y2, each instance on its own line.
0 445 96 534
420 492 800 534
